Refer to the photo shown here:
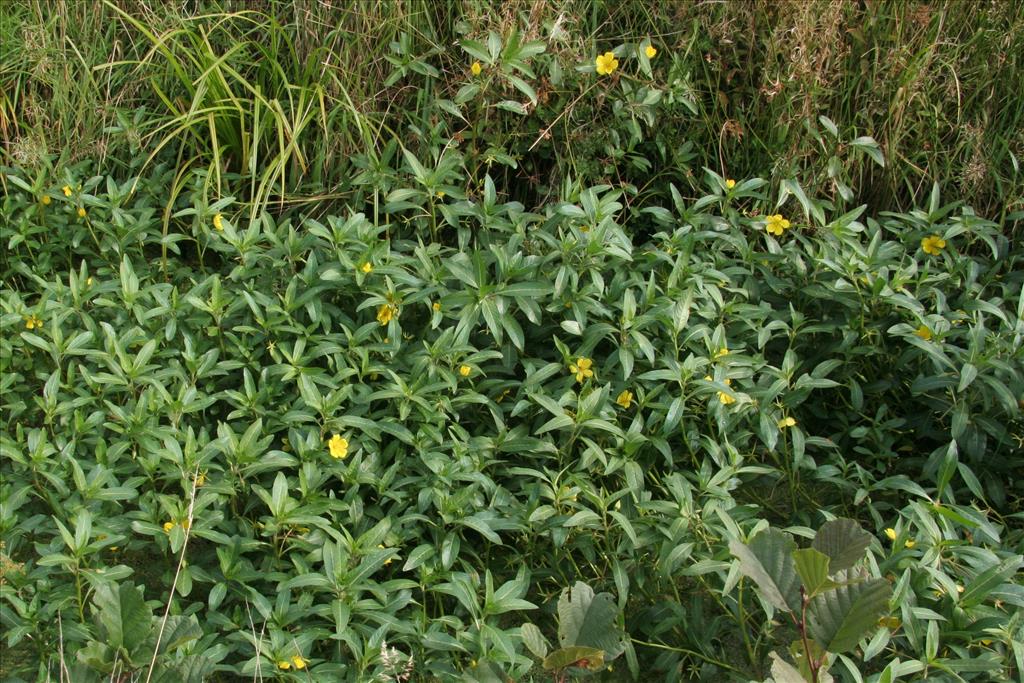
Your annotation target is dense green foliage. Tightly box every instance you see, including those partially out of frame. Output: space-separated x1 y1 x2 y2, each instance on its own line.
1 1 1023 682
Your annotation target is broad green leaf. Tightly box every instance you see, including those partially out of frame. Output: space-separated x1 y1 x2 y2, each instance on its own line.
94 582 153 655
730 529 802 613
556 582 625 659
793 548 836 597
808 577 892 653
812 518 871 573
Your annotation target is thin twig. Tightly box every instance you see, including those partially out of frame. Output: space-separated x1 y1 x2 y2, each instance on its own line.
527 80 601 152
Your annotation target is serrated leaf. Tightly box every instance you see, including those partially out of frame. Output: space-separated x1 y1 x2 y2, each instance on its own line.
729 529 801 612
808 577 892 653
793 548 836 597
812 518 871 574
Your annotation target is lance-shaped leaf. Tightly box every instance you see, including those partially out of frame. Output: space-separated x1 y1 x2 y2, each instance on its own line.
557 582 625 659
808 576 892 653
812 519 872 573
729 529 802 612
793 548 837 598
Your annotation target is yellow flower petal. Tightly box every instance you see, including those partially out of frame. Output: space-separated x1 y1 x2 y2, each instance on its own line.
616 389 634 409
778 416 797 428
595 51 619 75
459 364 471 377
277 660 291 670
41 195 51 205
62 185 72 197
376 303 396 326
213 213 223 231
725 179 736 189
77 207 87 218
471 61 482 76
921 235 946 256
645 44 657 59
884 528 897 541
914 325 933 341
360 262 373 273
291 656 307 670
328 434 349 459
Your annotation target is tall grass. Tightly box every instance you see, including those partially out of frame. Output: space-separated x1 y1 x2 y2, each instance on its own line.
2 0 1021 222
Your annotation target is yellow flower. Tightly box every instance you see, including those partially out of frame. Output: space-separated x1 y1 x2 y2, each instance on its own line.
86 277 93 287
378 544 392 566
163 522 174 533
377 303 396 326
714 346 729 359
725 179 736 190
77 207 87 218
213 213 223 231
645 44 657 59
878 616 901 630
432 301 441 312
41 195 51 205
765 214 791 236
328 434 349 459
24 315 42 330
718 391 735 405
778 416 797 428
914 325 933 341
569 357 594 382
904 539 916 549
616 389 634 409
595 51 619 76
360 261 373 274
921 235 946 256
885 528 897 541
459 364 472 377
62 185 72 197
277 660 291 670
291 656 307 670
195 473 206 487
471 61 482 76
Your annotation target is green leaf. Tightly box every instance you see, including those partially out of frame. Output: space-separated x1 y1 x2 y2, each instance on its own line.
812 518 872 573
792 548 836 597
730 529 802 612
542 646 605 672
556 582 625 659
520 623 549 660
960 556 1024 608
156 615 202 654
769 651 809 683
94 582 153 655
808 576 892 653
